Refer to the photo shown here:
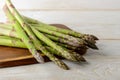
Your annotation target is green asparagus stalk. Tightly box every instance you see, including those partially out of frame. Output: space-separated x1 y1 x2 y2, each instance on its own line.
44 34 81 47
46 47 86 62
4 4 70 70
59 43 88 52
3 5 44 63
0 36 26 48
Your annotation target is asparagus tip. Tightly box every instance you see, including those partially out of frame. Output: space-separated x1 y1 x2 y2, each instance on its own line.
61 64 70 70
85 40 99 50
89 44 99 50
55 58 69 70
90 35 99 40
92 44 99 50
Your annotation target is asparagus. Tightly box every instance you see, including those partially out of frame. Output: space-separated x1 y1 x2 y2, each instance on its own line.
3 5 44 63
0 36 26 48
44 34 81 47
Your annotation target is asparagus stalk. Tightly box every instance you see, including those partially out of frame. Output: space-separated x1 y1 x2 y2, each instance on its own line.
44 34 81 47
3 5 44 63
0 36 26 48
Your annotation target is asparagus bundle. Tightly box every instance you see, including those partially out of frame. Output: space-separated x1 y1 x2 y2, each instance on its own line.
4 2 70 69
0 0 99 70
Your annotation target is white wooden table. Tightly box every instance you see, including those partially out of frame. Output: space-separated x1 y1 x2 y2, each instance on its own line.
0 0 120 80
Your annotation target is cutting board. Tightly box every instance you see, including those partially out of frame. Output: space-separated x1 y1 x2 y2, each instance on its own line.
0 24 87 68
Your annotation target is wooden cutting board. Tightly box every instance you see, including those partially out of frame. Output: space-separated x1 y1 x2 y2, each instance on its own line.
0 24 86 68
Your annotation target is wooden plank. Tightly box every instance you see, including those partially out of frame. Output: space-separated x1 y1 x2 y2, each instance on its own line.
0 11 120 39
0 61 120 80
10 11 120 24
1 11 120 24
0 0 120 10
0 40 120 80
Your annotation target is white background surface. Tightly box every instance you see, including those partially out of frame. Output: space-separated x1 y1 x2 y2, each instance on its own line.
0 0 120 80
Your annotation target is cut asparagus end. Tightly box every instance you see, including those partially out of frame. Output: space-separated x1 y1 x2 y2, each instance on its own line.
72 52 86 62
